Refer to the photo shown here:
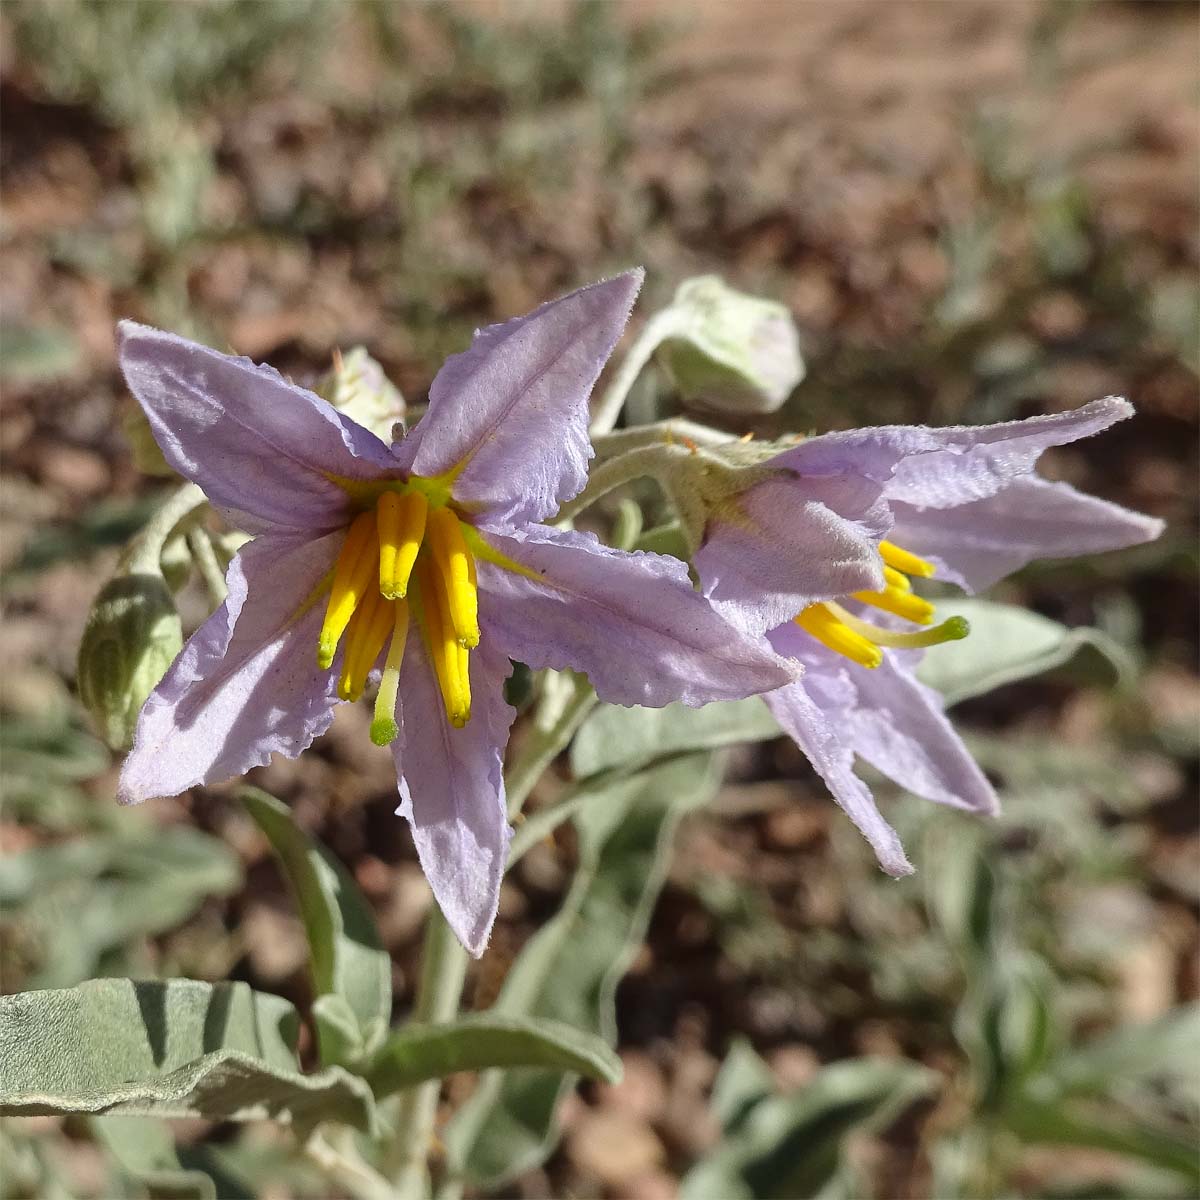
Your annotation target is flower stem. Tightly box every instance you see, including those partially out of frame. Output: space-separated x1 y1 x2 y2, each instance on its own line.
588 308 684 436
591 418 737 459
121 481 209 576
388 671 597 1198
506 671 597 819
186 526 228 604
554 446 674 526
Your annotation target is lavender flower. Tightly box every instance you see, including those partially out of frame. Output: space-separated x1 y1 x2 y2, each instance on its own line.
116 272 794 955
693 398 1164 874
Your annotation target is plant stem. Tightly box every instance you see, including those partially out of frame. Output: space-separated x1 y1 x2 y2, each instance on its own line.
390 909 470 1199
554 446 674 527
506 672 597 819
186 526 228 603
588 308 684 436
591 417 737 459
121 482 208 576
306 1128 396 1200
388 672 596 1198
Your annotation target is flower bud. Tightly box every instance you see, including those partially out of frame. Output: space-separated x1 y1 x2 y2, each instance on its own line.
656 275 804 415
77 572 183 751
315 347 406 443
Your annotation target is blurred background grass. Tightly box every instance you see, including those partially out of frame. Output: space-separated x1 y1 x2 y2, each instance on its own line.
1 2 1196 1197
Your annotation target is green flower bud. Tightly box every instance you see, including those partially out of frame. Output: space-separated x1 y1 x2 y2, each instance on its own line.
656 275 804 415
77 572 183 751
315 347 406 442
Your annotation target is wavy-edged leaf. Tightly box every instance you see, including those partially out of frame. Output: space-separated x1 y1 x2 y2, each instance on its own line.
445 752 722 1187
366 1014 621 1098
0 979 375 1134
571 698 779 777
917 599 1133 705
240 788 390 1066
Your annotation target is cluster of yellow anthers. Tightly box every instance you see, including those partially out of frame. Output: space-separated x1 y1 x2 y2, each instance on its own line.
316 488 479 745
795 541 968 669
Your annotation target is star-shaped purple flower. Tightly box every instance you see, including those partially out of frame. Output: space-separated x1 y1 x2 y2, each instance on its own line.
116 271 794 955
693 398 1164 874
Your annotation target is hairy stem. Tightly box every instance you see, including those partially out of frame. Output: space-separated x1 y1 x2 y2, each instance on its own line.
186 526 228 603
591 417 737 459
588 308 684 436
554 446 675 526
121 482 209 576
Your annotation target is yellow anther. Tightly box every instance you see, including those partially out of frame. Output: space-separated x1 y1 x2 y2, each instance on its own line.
850 586 935 625
416 556 472 728
318 510 379 669
825 602 969 652
371 601 410 747
795 603 883 670
337 587 393 703
883 565 912 592
879 540 936 579
426 507 480 649
378 490 427 600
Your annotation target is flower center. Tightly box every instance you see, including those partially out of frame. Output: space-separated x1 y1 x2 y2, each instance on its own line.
794 540 968 669
316 487 480 740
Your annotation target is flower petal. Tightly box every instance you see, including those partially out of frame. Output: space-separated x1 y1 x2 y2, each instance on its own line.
119 322 396 533
840 655 999 815
889 476 1165 592
475 523 796 707
396 272 643 523
883 396 1134 509
695 472 890 636
763 681 914 877
119 531 342 803
394 630 516 958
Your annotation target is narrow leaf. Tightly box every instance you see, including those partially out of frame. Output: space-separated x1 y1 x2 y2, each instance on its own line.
241 787 391 1063
917 599 1133 705
366 1015 621 1098
682 1058 936 1200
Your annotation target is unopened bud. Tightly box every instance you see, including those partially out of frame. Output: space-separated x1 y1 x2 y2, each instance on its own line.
315 347 406 443
77 572 183 751
656 276 804 415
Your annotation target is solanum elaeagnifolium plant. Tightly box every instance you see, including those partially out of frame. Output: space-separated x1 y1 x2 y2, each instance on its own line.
9 269 1166 1199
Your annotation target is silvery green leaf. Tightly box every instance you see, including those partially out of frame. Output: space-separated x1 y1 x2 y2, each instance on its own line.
444 753 722 1187
917 599 1134 705
681 1058 936 1200
5 825 240 989
0 979 376 1133
365 1014 621 1098
91 1116 217 1200
1033 1004 1200 1105
241 788 391 1067
711 1038 775 1134
571 697 779 776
